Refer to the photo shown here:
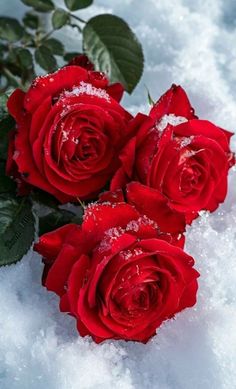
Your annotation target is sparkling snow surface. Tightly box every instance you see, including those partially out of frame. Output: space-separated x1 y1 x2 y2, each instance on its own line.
0 0 236 388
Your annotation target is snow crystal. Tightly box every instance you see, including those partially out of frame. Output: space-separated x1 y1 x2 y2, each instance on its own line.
105 227 124 239
64 81 111 103
180 135 194 147
120 250 133 260
61 130 69 142
1 0 236 388
126 220 140 233
120 248 144 261
157 114 188 133
133 248 143 256
137 215 159 230
83 202 121 223
126 216 159 233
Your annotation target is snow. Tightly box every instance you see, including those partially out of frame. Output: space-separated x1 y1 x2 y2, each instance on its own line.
156 114 188 133
64 82 111 102
1 0 236 388
180 136 194 148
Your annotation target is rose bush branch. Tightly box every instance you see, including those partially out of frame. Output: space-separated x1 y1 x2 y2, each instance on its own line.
0 0 144 93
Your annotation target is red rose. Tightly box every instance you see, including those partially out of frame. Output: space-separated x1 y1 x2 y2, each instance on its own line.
7 66 132 203
111 85 235 222
34 201 199 343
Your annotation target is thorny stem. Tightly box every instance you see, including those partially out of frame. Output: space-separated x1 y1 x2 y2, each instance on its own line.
70 14 86 24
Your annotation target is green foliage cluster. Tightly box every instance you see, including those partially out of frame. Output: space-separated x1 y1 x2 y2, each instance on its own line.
0 0 144 93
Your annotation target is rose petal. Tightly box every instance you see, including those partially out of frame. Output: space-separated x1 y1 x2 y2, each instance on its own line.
24 66 88 113
150 84 197 121
45 243 78 296
7 89 25 121
106 83 124 102
34 224 79 261
126 182 186 233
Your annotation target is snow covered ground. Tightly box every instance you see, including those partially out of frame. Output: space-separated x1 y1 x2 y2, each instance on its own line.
0 0 236 388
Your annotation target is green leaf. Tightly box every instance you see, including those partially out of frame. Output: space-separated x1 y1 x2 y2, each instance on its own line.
52 9 69 30
39 208 82 235
0 17 24 42
0 94 15 160
44 38 64 56
83 14 144 93
17 48 33 69
6 48 33 82
64 0 92 11
0 196 35 266
6 48 17 63
35 45 57 71
23 12 40 29
5 53 23 79
21 0 55 13
0 162 16 194
0 115 15 161
21 31 34 45
31 190 59 209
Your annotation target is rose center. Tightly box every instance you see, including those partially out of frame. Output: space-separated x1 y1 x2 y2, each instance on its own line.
114 281 158 316
77 130 99 160
54 113 107 165
180 165 202 193
132 288 149 310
